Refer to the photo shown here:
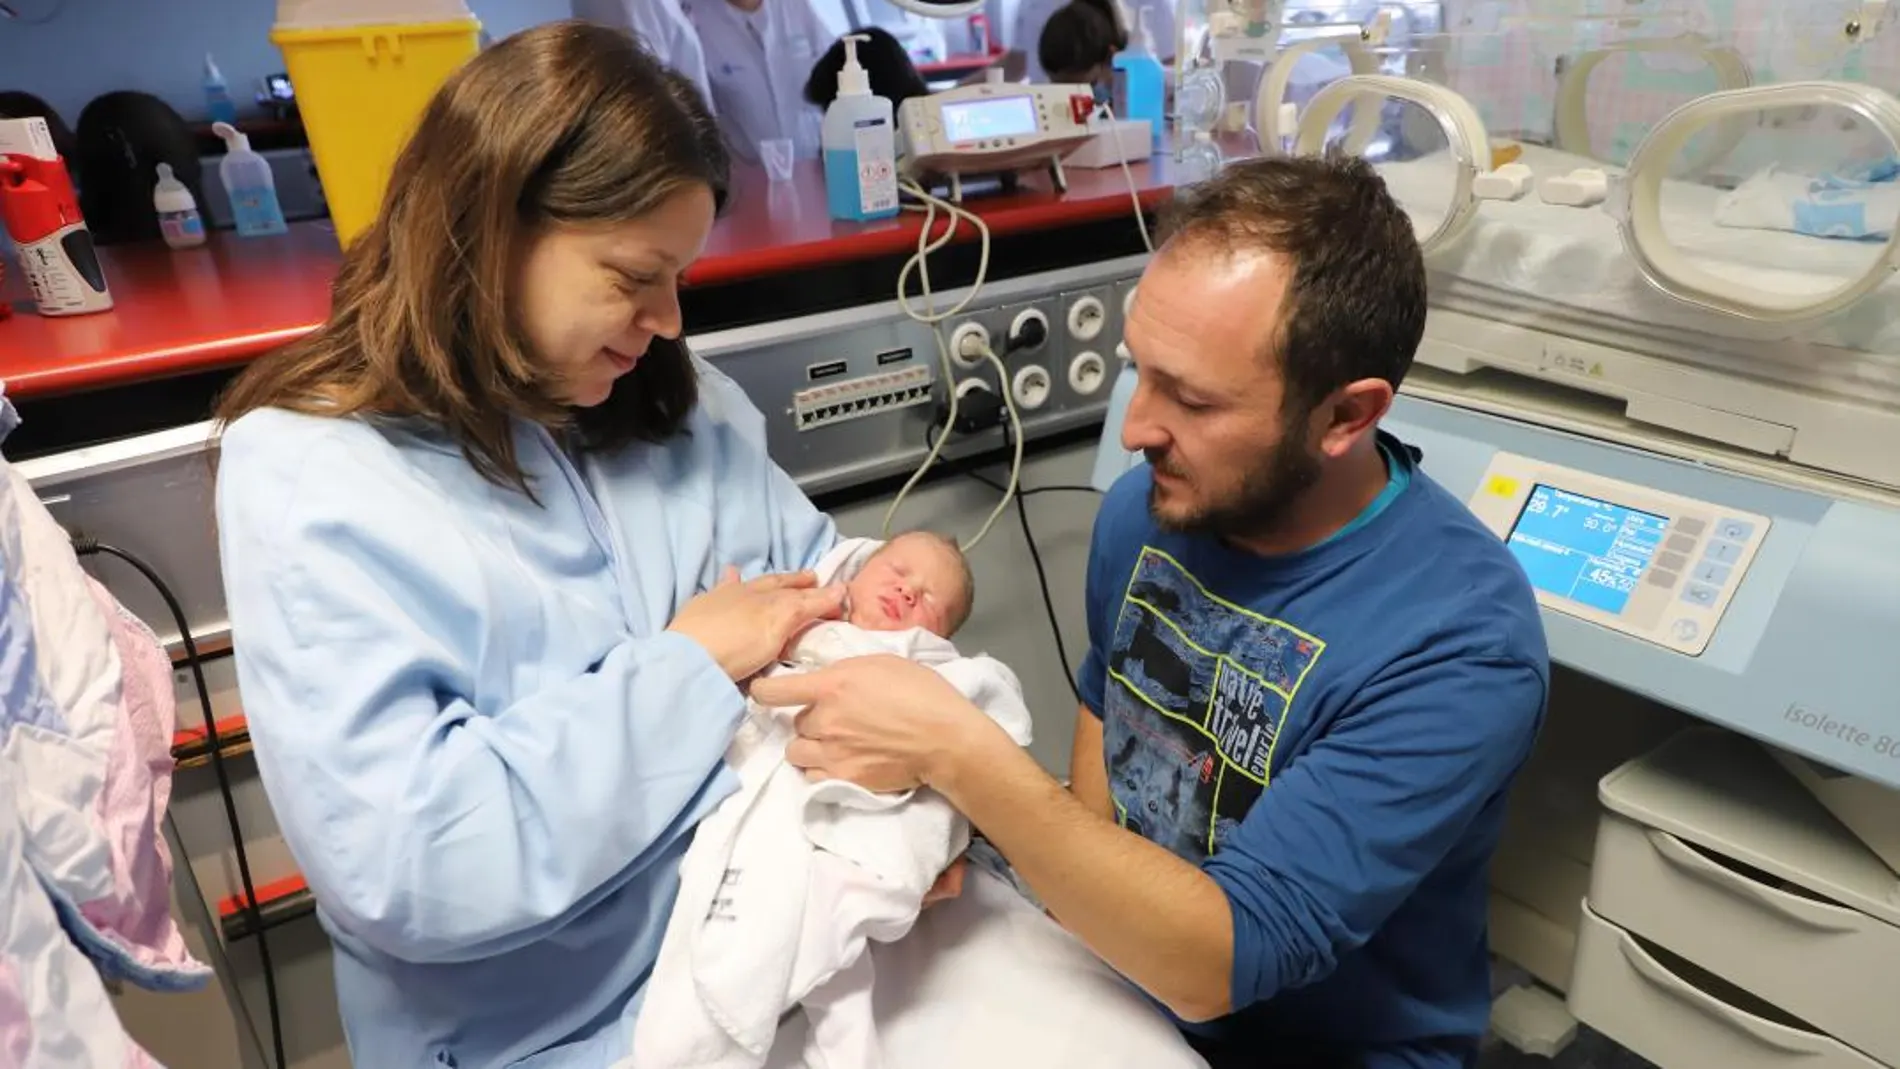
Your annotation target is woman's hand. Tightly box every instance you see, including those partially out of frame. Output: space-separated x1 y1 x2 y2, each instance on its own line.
668 567 846 682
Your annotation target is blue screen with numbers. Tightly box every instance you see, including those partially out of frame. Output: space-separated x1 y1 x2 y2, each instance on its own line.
1507 484 1671 616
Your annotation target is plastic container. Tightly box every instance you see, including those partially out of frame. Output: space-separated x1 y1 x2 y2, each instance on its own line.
1112 6 1166 152
203 54 240 125
270 2 481 244
1174 67 1225 135
1176 130 1223 186
153 162 206 249
822 34 899 223
212 122 288 237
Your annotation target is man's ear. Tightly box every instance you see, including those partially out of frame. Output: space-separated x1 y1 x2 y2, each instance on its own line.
1314 378 1394 460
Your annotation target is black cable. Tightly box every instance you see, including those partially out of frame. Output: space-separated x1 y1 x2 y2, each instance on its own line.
964 472 1100 498
1018 484 1083 704
72 539 287 1069
990 426 1095 705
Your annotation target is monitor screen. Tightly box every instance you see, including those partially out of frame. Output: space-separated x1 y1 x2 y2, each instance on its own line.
1507 484 1670 616
940 96 1039 143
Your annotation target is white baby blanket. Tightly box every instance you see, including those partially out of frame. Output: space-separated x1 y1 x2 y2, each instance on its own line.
628 538 1033 1069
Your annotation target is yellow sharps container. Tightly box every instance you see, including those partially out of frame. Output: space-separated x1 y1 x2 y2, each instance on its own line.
271 2 481 245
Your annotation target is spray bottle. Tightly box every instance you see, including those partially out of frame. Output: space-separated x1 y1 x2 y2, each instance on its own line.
203 53 240 125
0 117 113 317
822 34 899 223
213 121 288 237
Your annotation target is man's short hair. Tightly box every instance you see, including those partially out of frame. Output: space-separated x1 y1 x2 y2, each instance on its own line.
1157 153 1428 414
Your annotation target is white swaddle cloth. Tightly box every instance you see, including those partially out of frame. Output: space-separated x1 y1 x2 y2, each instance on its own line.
628 538 1034 1069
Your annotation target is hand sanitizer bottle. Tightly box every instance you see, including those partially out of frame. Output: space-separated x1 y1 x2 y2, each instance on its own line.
823 34 900 223
1112 5 1167 152
212 121 288 237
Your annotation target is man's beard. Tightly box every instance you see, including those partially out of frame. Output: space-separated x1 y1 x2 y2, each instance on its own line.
1146 430 1322 541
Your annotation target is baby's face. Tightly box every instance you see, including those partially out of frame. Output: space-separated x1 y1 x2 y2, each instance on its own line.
844 534 970 637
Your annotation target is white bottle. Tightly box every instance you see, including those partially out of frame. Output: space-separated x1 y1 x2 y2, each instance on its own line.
154 163 207 249
822 34 899 223
212 121 288 237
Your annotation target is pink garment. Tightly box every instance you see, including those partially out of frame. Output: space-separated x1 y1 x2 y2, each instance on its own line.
75 577 203 981
0 958 31 1068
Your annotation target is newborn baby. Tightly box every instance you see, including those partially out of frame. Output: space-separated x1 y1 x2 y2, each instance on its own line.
629 534 1032 1069
838 530 973 637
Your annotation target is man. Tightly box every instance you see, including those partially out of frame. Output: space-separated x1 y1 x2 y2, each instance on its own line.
752 155 1550 1068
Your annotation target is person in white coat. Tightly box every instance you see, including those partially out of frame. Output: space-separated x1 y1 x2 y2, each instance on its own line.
686 0 840 163
571 0 718 113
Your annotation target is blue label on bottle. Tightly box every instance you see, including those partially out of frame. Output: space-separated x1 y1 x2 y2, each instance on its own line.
232 186 288 236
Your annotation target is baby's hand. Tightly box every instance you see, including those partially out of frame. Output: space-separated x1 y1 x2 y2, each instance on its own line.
923 855 967 907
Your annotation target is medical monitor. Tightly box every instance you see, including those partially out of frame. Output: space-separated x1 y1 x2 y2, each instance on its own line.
1468 452 1770 656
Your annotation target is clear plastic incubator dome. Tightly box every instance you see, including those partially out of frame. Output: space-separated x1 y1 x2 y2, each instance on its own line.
1189 0 1900 493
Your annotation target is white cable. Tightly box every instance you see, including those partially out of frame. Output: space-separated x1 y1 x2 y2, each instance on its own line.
969 345 1025 550
1098 101 1156 254
877 178 1010 546
880 128 1153 549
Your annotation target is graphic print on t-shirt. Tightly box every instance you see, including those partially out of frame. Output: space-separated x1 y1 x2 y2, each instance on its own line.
1104 547 1325 859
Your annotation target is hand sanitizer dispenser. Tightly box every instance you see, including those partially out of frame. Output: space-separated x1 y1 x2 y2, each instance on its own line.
212 121 289 237
823 34 900 223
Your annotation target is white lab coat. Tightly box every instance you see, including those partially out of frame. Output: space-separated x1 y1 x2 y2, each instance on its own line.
686 0 839 162
572 0 719 115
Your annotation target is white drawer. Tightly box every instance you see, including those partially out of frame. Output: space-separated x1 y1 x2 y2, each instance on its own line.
1590 728 1900 1066
1590 813 1900 1066
1569 901 1885 1069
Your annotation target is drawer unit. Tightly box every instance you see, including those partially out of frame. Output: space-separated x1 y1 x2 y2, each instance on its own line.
1582 728 1900 1066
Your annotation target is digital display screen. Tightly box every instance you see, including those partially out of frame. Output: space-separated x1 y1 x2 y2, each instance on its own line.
1507 484 1670 616
941 96 1039 143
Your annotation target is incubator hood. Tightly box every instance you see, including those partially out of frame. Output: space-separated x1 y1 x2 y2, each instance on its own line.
1095 0 1900 796
1160 0 1900 496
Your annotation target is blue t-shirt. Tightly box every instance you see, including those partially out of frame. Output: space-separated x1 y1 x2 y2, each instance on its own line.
1077 432 1550 1069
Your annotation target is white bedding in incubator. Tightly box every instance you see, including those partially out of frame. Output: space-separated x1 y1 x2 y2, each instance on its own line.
1374 143 1900 356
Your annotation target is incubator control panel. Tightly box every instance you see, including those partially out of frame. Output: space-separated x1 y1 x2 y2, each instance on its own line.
1467 453 1770 657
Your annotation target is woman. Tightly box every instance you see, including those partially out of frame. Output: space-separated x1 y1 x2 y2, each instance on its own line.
214 21 844 1068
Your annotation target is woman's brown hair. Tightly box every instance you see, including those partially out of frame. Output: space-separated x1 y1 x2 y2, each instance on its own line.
214 20 730 492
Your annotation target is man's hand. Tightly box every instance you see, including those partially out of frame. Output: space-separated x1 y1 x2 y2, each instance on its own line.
748 654 1011 792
